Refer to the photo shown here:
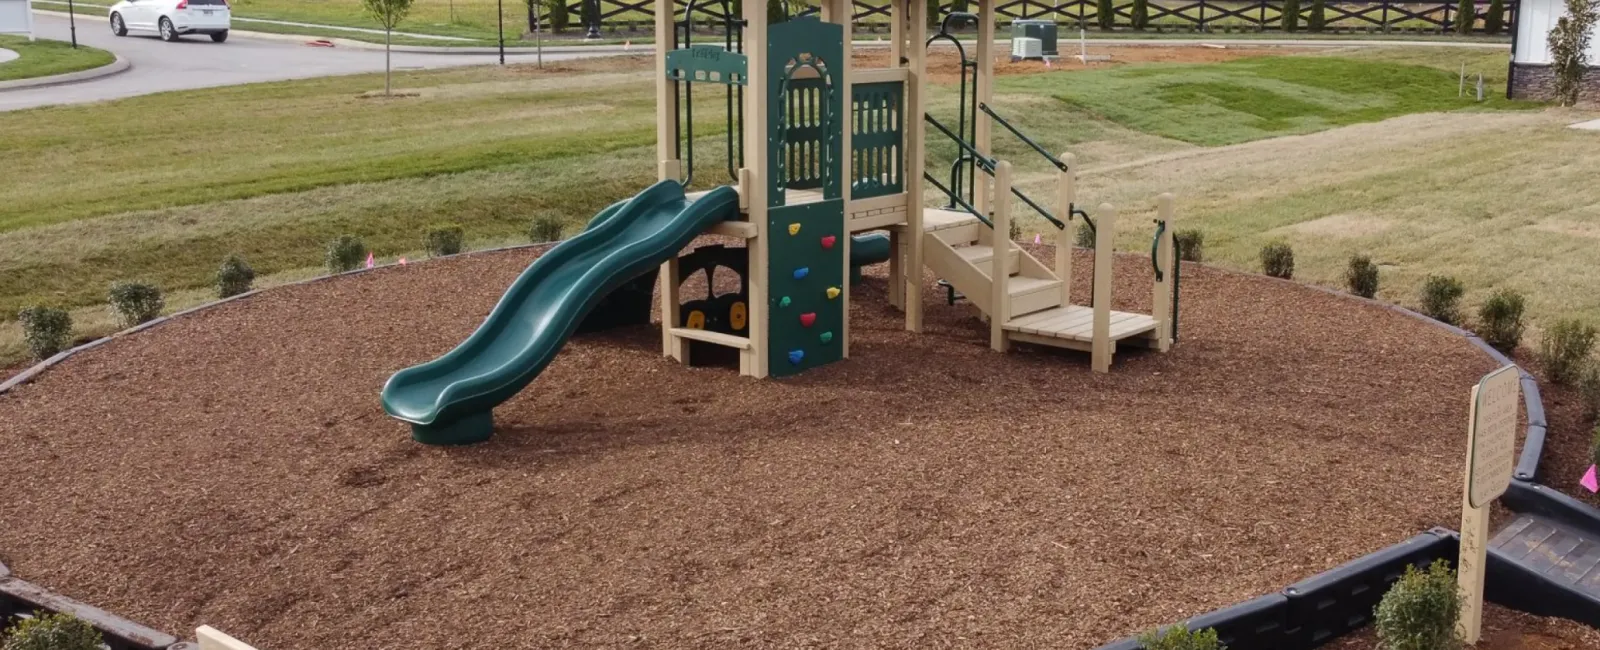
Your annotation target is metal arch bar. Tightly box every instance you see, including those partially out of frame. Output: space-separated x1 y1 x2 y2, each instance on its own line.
978 102 1068 172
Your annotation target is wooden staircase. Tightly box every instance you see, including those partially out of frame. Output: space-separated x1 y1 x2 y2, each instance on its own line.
917 161 1176 372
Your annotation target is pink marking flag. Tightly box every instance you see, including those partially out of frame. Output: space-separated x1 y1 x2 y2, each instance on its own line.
1582 465 1599 493
365 252 375 269
1034 233 1041 244
399 257 408 265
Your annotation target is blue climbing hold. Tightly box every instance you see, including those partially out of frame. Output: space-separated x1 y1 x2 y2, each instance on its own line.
788 349 805 365
793 267 809 280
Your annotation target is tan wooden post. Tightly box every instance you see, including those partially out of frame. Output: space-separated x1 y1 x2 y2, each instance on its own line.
1091 203 1116 372
835 0 854 358
885 0 907 313
742 0 770 378
974 0 996 216
991 160 1013 352
890 0 905 66
1151 193 1176 352
904 0 928 332
1056 152 1076 308
197 626 257 650
656 0 683 363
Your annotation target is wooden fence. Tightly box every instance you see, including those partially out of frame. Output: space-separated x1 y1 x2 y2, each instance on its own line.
541 0 1515 34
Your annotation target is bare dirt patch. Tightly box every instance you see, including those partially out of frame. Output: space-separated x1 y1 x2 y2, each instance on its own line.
0 245 1497 649
855 46 1305 83
1281 212 1397 238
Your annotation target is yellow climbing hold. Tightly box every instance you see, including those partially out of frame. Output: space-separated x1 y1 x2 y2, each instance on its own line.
788 223 801 236
826 287 841 300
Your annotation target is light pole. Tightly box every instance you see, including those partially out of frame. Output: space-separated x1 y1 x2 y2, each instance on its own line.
498 0 506 65
67 0 78 47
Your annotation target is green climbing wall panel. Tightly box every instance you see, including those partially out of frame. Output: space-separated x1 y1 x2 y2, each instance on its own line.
767 200 845 377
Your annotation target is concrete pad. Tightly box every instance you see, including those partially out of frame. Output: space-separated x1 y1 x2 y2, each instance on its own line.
1569 118 1600 131
0 47 17 65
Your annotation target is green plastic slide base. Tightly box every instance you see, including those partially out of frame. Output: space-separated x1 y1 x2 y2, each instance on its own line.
410 411 494 446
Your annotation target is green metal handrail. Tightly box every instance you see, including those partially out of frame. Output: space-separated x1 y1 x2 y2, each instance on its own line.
925 113 1065 230
978 103 1067 173
924 114 994 172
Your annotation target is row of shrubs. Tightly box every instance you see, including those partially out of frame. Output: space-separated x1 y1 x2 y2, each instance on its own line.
3 612 104 650
16 217 573 362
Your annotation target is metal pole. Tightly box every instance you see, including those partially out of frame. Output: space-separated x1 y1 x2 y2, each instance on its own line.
535 0 543 68
499 0 506 64
68 0 79 47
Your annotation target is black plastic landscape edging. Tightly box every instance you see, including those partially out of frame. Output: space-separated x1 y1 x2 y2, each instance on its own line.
0 241 559 397
0 578 183 650
1094 267 1600 649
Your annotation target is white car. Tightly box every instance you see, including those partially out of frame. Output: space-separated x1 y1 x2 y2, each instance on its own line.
109 0 231 42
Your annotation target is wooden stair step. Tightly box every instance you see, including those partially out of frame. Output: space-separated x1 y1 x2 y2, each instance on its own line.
956 244 1021 275
923 208 981 232
1004 306 1158 343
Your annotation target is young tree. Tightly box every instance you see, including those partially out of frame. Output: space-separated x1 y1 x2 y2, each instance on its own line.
1484 0 1506 33
1132 0 1150 29
1098 0 1116 30
1454 0 1476 34
1549 0 1599 105
1309 0 1327 31
362 0 415 96
1282 0 1301 32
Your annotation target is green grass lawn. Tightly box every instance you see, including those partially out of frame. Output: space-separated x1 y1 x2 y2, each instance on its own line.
0 35 115 82
1001 48 1518 146
0 45 1590 367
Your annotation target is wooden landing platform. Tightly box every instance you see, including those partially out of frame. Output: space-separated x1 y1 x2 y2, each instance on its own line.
1005 306 1158 346
1491 515 1600 597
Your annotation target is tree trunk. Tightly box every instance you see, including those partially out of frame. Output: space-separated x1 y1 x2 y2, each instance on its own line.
385 27 393 96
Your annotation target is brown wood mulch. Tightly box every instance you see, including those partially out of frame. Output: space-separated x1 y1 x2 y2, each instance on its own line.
0 244 1504 649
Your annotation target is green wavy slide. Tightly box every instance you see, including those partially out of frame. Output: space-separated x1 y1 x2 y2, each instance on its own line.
381 181 740 445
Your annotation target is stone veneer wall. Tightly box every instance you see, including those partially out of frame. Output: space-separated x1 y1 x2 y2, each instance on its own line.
1510 63 1600 102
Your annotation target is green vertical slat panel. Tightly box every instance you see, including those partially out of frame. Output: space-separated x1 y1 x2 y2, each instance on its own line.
849 80 903 199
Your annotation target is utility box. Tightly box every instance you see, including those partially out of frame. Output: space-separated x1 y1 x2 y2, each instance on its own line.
1011 19 1057 58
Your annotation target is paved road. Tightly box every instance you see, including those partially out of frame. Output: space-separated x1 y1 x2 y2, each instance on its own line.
0 14 610 112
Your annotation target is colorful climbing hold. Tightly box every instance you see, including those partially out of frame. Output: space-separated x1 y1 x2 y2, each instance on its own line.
788 349 805 365
820 331 834 344
793 267 809 280
820 235 837 250
788 223 802 236
825 287 841 300
799 312 817 327
779 296 792 308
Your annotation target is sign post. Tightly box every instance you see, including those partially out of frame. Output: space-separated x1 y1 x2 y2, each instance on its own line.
1457 365 1520 644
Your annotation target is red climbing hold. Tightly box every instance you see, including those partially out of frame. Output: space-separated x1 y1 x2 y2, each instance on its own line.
800 312 817 327
820 235 837 250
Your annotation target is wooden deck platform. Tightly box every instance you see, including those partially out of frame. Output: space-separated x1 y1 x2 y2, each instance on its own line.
1004 306 1159 346
1491 515 1600 597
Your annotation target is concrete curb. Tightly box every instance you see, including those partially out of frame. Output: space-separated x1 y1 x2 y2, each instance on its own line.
0 53 129 91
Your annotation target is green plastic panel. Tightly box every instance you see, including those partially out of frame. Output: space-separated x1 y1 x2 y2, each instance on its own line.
665 44 749 85
767 200 845 377
767 15 844 207
850 80 904 199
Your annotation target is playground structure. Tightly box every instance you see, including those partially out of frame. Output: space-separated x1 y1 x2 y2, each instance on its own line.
381 0 1179 444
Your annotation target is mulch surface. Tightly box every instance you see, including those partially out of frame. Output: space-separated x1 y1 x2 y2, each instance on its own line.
0 244 1503 649
1330 603 1600 649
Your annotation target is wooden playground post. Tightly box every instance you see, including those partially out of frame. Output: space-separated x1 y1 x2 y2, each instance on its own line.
655 0 681 362
1056 152 1076 308
973 0 996 216
1151 193 1176 352
742 0 771 378
990 160 1013 352
1458 366 1520 644
829 0 854 358
885 0 908 312
904 0 928 333
1091 203 1116 372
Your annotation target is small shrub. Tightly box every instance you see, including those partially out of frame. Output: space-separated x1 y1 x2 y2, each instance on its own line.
949 0 969 13
1455 0 1476 34
1131 0 1150 29
1538 318 1598 384
2 612 105 650
1259 242 1294 279
1548 0 1600 106
1589 417 1600 465
925 0 939 26
18 307 72 361
1174 229 1204 262
1419 275 1466 326
529 216 565 242
1344 254 1379 298
424 223 465 257
1375 560 1461 650
1579 364 1600 419
1308 0 1327 31
216 254 256 299
1282 0 1301 31
325 235 368 274
545 0 568 32
1076 223 1097 248
1136 626 1225 650
108 281 164 328
1484 0 1505 33
1097 0 1115 30
1473 288 1526 351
